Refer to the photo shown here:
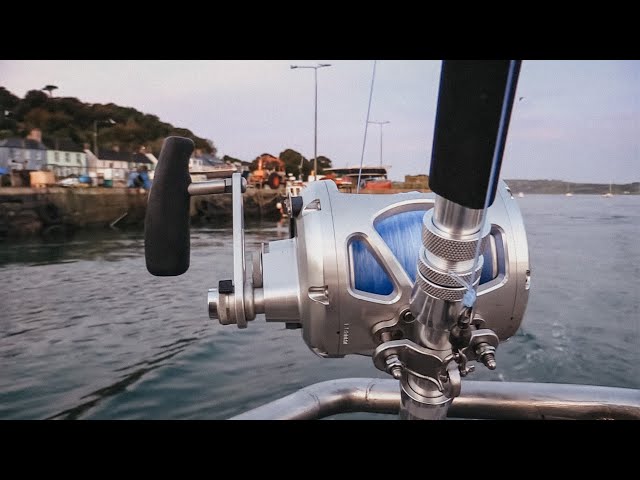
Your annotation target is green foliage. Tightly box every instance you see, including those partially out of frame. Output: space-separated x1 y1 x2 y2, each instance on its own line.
279 148 307 177
0 86 216 156
277 149 332 180
0 87 19 111
315 155 332 174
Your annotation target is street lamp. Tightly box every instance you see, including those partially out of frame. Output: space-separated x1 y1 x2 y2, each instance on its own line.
367 120 390 166
290 63 332 180
93 118 116 157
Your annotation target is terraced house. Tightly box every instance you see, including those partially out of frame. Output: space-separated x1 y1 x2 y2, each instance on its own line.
0 129 47 172
44 139 87 177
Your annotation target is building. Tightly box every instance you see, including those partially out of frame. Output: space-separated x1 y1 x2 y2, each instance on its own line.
85 146 153 182
189 156 205 170
191 150 226 171
0 129 48 171
44 139 87 178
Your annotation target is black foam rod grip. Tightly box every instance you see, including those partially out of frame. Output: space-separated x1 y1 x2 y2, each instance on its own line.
429 60 521 209
145 136 195 276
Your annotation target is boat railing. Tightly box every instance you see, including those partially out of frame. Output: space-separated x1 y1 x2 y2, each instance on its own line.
230 378 640 420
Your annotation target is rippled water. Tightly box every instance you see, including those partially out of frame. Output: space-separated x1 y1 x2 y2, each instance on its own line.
1 195 639 419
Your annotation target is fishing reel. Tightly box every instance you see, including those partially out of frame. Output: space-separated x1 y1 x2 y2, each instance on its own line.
206 175 529 357
145 60 530 419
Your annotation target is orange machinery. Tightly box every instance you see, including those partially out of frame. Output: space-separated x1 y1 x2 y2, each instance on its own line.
249 154 287 189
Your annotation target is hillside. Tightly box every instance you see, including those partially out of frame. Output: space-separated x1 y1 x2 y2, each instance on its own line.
0 86 216 156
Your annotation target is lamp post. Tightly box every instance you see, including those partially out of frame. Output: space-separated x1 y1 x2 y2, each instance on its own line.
290 63 332 180
367 120 390 166
93 118 116 158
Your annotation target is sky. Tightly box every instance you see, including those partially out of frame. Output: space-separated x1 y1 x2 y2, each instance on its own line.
1 60 638 183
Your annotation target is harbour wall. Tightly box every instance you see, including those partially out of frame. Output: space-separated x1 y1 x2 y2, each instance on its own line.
0 187 285 240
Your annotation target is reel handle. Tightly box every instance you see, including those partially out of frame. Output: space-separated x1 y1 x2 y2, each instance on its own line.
145 136 194 276
145 136 245 276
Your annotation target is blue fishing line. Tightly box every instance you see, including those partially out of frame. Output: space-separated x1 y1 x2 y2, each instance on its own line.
352 210 497 295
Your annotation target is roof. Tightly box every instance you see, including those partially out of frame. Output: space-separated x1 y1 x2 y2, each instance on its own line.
95 149 152 164
131 152 152 165
43 139 84 152
98 149 133 161
0 137 48 150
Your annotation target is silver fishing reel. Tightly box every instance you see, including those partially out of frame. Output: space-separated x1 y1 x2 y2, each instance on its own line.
208 176 530 359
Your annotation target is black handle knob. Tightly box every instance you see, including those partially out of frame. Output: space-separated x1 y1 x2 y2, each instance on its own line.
429 60 521 209
145 136 194 276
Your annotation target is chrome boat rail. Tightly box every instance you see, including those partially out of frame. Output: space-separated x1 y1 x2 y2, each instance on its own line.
230 378 640 420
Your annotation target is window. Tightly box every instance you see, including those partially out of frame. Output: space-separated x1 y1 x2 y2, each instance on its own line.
109 162 114 168
77 154 82 165
65 152 70 163
54 151 59 161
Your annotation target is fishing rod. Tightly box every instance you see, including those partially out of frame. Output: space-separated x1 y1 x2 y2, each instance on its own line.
143 61 640 420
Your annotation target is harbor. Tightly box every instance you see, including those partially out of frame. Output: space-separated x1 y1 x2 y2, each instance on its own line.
0 164 431 239
0 186 286 240
3 176 636 240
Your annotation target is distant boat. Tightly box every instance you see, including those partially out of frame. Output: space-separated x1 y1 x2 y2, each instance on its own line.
518 192 524 198
603 181 613 198
565 182 573 196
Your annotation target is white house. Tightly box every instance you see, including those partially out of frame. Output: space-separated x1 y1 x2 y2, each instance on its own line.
45 140 87 177
85 146 154 182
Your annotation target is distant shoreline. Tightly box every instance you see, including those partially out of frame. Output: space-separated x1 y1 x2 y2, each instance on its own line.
504 179 640 195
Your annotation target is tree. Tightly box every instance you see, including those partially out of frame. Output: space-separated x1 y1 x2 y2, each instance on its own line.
16 90 49 117
206 138 218 157
0 86 219 157
42 85 58 97
0 87 19 111
315 155 332 174
279 148 308 179
0 88 19 135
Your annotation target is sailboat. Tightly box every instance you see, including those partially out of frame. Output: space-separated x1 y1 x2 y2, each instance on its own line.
565 182 573 196
603 181 613 197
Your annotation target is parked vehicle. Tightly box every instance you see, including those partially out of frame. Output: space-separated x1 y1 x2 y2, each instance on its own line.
248 154 286 189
